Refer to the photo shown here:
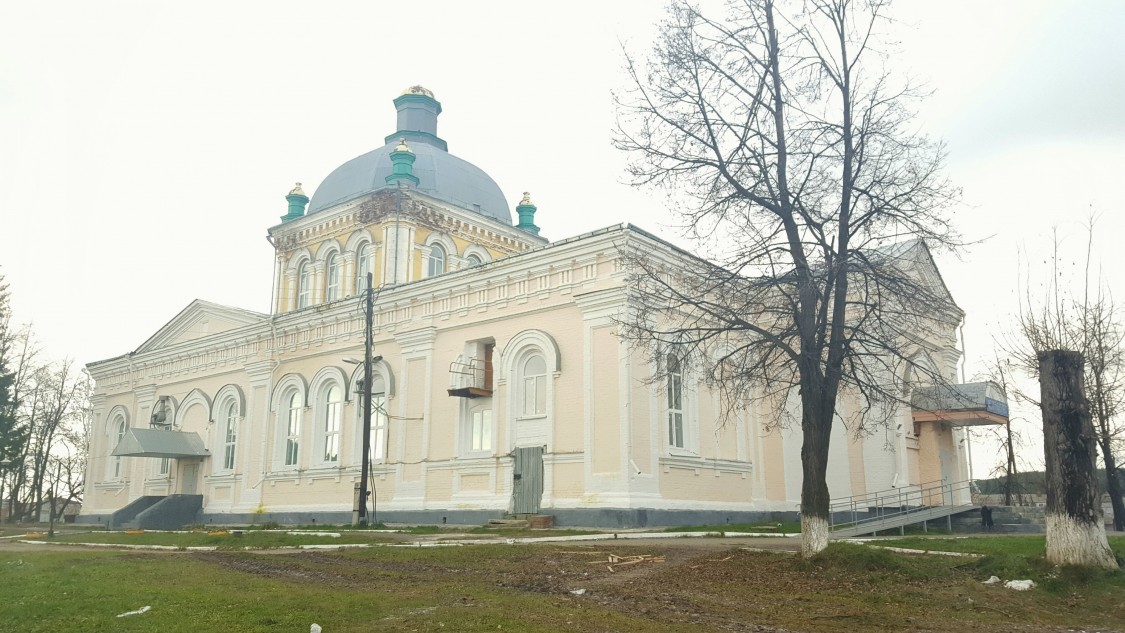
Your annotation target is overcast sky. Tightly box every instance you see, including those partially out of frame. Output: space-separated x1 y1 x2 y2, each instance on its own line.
3 1 1124 475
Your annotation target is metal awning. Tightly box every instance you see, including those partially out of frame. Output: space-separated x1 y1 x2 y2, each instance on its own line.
911 381 1009 426
111 428 210 459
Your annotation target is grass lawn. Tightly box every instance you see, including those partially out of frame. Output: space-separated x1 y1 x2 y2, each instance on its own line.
664 522 801 534
3 537 1124 632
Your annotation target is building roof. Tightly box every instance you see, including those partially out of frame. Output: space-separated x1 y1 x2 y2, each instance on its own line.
307 87 512 223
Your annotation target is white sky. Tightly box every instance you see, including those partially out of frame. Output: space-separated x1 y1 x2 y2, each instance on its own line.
3 1 1124 476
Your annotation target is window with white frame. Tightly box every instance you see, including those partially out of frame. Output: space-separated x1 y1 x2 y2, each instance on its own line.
426 243 446 277
110 416 127 479
325 253 341 302
158 458 170 476
296 262 311 309
222 400 238 471
519 353 547 418
465 254 483 267
322 385 342 463
469 405 493 452
370 376 387 461
284 392 302 466
356 242 372 292
666 354 685 449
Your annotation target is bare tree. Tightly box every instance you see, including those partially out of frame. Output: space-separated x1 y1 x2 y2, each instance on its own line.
11 359 89 522
1038 350 1118 569
616 0 959 555
1007 222 1125 533
1078 294 1125 531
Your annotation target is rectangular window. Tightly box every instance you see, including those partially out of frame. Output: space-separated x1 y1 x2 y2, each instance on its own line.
470 409 492 452
667 369 684 448
371 393 388 460
323 401 341 462
285 409 300 466
223 419 237 470
158 458 170 476
522 375 546 416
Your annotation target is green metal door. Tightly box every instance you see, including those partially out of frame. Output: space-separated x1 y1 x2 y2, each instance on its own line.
512 446 544 515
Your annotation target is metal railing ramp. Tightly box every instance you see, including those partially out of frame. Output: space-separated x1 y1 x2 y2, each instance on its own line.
828 479 975 539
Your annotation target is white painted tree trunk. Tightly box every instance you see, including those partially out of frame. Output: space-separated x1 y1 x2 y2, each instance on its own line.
801 514 829 558
1039 350 1119 570
1045 514 1118 569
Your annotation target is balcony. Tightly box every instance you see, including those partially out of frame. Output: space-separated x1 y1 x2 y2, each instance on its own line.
448 355 493 398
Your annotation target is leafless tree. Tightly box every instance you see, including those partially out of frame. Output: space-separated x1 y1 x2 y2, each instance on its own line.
616 0 960 555
1007 222 1125 533
7 354 89 522
1038 350 1117 569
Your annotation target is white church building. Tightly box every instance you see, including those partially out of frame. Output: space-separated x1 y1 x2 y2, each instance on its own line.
79 87 1004 529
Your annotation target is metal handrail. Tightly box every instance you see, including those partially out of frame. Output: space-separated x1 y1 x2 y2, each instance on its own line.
448 356 489 390
828 479 974 532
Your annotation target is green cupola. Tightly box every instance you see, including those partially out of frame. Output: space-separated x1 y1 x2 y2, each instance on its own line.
281 183 309 222
516 192 540 235
385 138 420 186
385 85 447 151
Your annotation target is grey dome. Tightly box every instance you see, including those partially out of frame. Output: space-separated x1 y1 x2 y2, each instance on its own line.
307 141 512 223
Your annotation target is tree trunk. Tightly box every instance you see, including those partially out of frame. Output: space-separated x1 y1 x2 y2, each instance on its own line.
1038 350 1118 569
1102 448 1125 532
1003 419 1018 506
799 390 834 557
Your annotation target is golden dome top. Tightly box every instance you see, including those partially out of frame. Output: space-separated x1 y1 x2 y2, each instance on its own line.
400 85 435 99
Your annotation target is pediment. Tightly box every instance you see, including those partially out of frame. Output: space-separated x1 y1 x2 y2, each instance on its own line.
135 299 267 354
897 241 962 317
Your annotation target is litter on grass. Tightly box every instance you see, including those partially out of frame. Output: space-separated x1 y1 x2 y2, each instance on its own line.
982 576 1001 584
116 606 151 618
1004 579 1036 591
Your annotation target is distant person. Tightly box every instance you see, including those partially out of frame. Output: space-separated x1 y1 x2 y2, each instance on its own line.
980 505 994 532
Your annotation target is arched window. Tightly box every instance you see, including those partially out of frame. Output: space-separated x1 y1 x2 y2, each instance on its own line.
222 400 238 471
284 392 302 466
426 243 446 277
519 353 547 418
322 385 342 463
325 253 341 302
666 355 685 448
356 242 372 292
465 254 483 268
296 262 311 309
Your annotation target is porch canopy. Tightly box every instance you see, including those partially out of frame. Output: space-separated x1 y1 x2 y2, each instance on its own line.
111 428 210 459
911 381 1009 426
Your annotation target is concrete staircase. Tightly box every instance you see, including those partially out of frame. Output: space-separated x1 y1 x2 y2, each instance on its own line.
108 495 164 529
111 494 203 530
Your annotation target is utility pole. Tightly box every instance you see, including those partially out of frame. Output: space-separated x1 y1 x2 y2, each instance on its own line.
357 272 374 526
